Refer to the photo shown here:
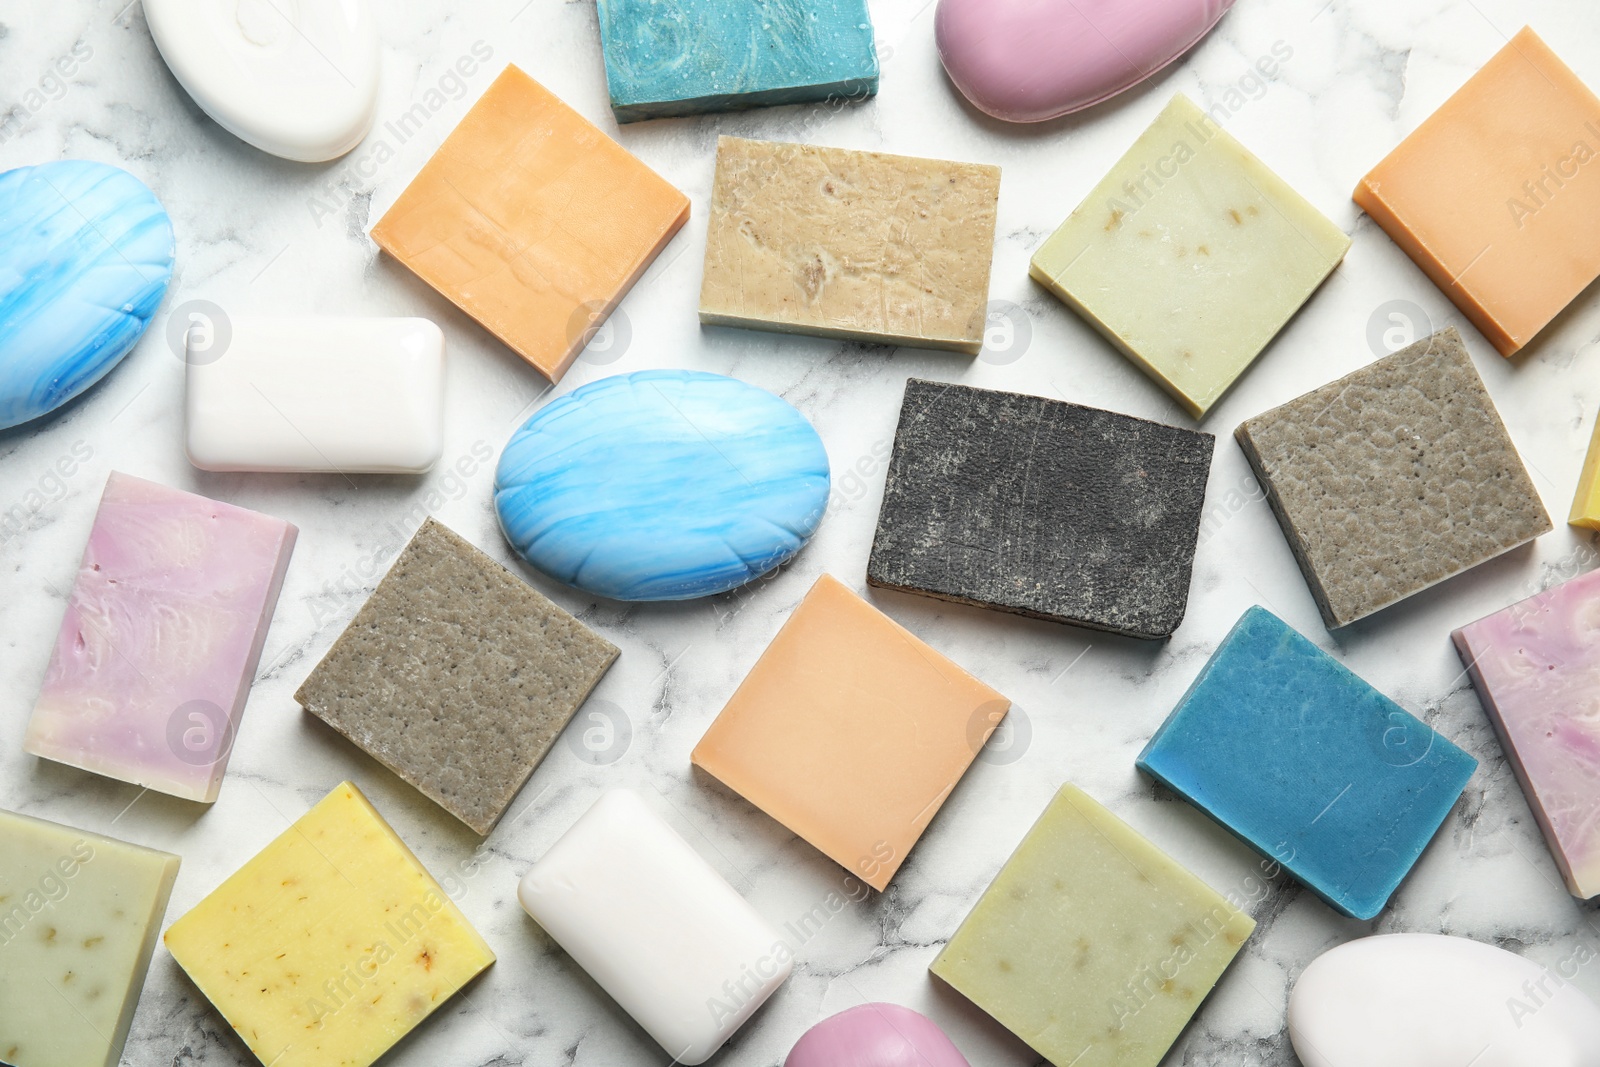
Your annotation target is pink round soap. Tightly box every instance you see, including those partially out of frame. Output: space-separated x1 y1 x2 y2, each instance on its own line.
785 1004 971 1067
935 0 1237 122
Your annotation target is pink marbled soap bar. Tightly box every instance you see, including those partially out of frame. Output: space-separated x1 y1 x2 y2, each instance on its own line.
1453 568 1600 899
24 472 296 803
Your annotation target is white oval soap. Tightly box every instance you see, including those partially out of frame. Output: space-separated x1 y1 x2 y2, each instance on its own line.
1289 934 1600 1067
145 0 379 162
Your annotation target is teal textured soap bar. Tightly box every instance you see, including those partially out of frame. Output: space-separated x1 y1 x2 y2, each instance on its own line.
1137 606 1477 920
596 0 878 122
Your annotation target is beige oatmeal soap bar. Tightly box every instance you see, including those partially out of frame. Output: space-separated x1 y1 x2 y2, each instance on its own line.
699 136 1001 353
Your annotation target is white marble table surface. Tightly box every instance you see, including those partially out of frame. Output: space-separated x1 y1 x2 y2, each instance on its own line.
3 0 1599 1064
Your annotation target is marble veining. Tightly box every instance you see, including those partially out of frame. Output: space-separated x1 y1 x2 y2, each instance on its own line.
2 1 1600 1066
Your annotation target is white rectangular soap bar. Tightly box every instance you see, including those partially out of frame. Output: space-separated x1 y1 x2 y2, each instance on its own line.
185 317 445 473
517 789 790 1065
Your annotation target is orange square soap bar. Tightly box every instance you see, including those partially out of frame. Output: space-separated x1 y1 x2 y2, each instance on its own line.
371 65 689 381
1355 28 1600 356
691 574 1008 891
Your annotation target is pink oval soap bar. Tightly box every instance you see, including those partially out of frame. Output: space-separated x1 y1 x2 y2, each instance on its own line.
785 1004 971 1067
935 0 1237 122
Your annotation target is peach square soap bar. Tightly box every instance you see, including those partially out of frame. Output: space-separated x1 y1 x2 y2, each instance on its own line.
371 65 689 382
931 785 1254 1067
164 782 494 1067
1356 28 1600 356
699 137 1001 353
1031 94 1349 417
691 574 1008 890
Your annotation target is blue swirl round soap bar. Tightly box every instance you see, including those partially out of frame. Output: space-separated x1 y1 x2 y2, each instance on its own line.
0 161 175 431
495 370 830 601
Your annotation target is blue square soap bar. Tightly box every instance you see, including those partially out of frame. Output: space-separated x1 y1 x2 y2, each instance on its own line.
596 0 879 122
1136 606 1477 920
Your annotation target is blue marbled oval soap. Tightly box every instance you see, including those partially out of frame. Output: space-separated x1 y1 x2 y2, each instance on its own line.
495 370 831 601
0 161 175 431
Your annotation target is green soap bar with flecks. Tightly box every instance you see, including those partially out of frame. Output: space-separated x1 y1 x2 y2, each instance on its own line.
0 808 179 1067
1031 94 1349 418
931 785 1253 1067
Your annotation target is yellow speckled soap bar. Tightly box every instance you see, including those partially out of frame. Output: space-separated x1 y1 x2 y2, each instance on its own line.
1571 415 1600 530
1031 95 1349 418
699 136 1001 353
0 810 179 1067
931 785 1254 1067
163 782 494 1067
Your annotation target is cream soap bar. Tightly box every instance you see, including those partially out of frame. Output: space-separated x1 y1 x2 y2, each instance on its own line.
186 317 444 474
163 782 495 1067
699 136 1001 353
0 809 180 1067
518 789 790 1065
1454 568 1600 899
931 785 1254 1067
371 65 689 383
1031 94 1350 417
24 473 297 803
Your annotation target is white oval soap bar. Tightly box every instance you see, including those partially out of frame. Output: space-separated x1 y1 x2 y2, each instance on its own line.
1289 934 1600 1067
145 0 379 162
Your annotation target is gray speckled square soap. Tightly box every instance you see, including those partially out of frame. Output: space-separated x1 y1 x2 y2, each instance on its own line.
867 378 1215 639
295 518 618 834
1236 327 1551 628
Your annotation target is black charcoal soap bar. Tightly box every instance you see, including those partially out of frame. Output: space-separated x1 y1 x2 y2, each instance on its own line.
868 378 1214 639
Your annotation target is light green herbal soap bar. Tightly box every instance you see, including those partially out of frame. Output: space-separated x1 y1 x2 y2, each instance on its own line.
931 785 1254 1067
0 809 180 1067
1030 95 1349 418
